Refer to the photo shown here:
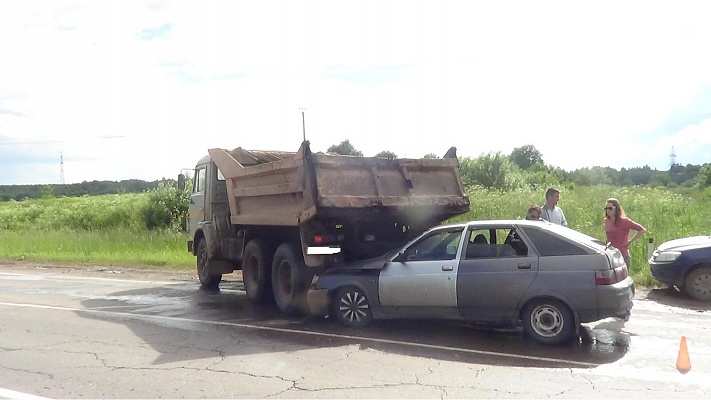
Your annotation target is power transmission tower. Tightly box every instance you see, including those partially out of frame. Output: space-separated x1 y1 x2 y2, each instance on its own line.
60 152 65 185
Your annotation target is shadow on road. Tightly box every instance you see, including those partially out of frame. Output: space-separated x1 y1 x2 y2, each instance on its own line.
78 279 629 369
642 286 711 311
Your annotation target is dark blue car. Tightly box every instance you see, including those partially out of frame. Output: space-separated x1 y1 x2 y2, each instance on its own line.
649 235 711 301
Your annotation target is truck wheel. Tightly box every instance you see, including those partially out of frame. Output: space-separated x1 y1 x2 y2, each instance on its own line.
522 298 575 345
242 239 273 303
271 242 309 315
332 286 373 328
196 238 221 289
684 266 711 301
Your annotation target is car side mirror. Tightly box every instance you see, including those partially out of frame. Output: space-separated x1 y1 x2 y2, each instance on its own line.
392 252 406 262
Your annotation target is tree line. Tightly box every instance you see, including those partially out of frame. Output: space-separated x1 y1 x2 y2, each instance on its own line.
2 140 709 202
0 179 170 201
328 140 711 191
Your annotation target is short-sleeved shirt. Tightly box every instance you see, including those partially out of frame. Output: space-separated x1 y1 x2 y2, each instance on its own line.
542 205 567 226
605 217 645 256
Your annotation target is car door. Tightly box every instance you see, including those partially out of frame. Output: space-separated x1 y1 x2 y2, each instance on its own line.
379 227 464 314
456 224 538 322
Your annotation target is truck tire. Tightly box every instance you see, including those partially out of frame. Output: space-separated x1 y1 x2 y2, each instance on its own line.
271 242 311 315
196 238 222 289
242 239 273 303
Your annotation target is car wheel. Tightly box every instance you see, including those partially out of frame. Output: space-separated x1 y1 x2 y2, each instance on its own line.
522 298 574 345
331 286 373 328
242 239 273 303
196 238 222 289
684 266 711 301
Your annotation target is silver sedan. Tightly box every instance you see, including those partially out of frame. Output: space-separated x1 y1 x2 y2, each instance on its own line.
307 220 634 345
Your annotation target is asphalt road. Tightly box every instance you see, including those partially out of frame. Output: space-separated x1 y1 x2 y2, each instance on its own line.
1 264 710 399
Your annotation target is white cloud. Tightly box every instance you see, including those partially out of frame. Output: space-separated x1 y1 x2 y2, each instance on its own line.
2 0 711 184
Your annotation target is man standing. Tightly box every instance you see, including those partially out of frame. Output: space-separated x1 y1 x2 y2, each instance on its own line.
541 188 568 226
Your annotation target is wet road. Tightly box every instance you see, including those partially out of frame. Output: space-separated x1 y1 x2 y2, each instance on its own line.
1 265 710 399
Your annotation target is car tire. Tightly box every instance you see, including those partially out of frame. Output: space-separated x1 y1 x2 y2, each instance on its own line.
684 266 711 301
331 286 373 328
522 298 575 345
196 238 222 289
242 239 273 303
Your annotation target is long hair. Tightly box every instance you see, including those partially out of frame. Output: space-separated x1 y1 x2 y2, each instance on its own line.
605 197 626 226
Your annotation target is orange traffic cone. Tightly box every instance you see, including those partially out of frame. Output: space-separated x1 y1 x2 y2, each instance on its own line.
676 336 691 374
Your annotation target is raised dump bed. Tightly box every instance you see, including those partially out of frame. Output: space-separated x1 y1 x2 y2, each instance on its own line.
208 141 469 233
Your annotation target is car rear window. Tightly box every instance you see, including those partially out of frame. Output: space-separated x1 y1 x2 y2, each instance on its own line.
521 226 592 256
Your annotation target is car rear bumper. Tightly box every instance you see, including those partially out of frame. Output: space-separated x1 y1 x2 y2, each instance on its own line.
580 277 634 323
307 288 330 316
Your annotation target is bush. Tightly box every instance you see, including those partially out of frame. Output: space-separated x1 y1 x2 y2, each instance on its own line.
142 181 190 230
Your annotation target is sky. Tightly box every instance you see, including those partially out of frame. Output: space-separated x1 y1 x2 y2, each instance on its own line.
1 0 711 185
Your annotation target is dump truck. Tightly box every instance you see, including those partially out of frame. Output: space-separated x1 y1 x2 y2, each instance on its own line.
179 140 470 315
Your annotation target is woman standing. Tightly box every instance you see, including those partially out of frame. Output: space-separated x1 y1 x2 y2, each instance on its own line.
604 198 647 268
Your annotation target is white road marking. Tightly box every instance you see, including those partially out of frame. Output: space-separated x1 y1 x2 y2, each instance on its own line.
0 387 52 400
0 300 598 368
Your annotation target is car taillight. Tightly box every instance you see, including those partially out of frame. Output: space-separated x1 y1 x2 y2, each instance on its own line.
595 265 628 285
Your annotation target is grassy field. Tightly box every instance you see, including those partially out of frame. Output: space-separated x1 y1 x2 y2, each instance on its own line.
0 194 194 271
0 186 709 285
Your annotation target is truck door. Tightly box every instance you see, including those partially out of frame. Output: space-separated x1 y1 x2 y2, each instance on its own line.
187 165 207 238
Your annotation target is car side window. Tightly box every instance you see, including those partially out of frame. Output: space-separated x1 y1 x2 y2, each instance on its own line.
520 226 589 256
504 228 529 256
465 227 528 259
405 228 463 261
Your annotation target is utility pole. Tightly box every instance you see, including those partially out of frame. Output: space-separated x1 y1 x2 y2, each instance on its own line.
60 151 65 185
300 108 306 142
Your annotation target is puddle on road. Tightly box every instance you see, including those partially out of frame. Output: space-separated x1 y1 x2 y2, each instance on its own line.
69 280 646 368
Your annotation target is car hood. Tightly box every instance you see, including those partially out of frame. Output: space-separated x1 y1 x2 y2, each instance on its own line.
321 252 394 274
657 235 711 252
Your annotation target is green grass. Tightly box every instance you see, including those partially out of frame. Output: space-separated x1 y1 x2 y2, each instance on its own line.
0 229 194 270
1 185 709 285
453 185 711 286
0 194 194 270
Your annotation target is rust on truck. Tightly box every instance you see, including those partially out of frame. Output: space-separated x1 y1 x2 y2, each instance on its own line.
207 141 470 233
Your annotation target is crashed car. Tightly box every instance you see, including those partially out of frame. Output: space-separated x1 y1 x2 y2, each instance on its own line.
649 235 711 301
307 220 634 345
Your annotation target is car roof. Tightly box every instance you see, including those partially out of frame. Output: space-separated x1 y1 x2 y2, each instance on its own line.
438 219 557 229
435 219 605 248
